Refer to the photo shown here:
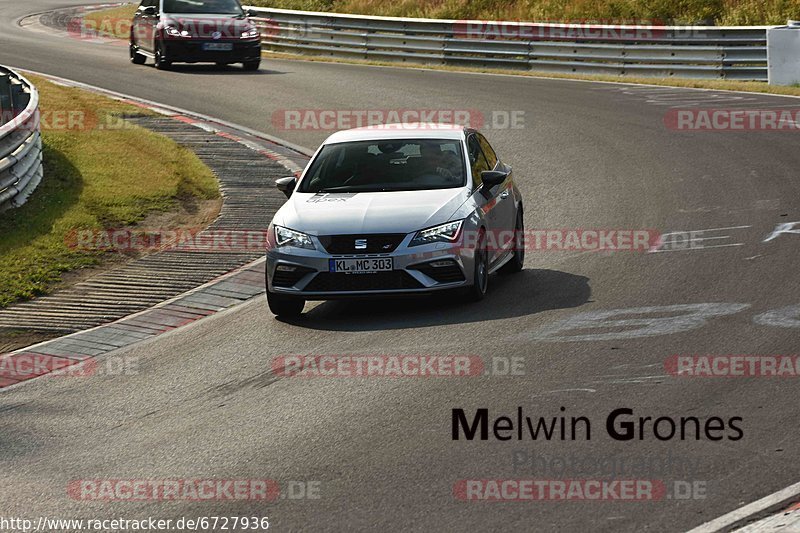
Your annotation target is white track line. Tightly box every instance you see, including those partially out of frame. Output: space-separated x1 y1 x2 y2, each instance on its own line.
688 482 800 533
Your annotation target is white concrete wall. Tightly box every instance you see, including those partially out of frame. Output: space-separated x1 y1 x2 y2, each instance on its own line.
767 26 800 86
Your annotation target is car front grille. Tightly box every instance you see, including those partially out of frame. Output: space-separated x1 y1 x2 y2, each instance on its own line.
318 234 406 255
304 271 423 292
163 40 261 59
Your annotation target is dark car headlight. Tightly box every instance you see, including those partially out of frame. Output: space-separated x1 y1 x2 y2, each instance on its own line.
410 220 463 247
164 25 191 37
275 226 316 250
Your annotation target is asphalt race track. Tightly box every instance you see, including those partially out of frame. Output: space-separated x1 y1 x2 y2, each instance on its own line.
1 1 799 531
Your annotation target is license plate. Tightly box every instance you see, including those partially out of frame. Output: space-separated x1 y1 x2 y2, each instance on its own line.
203 43 233 51
329 258 393 274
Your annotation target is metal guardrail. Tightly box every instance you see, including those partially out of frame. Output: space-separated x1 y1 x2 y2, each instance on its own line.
245 7 771 81
0 67 42 212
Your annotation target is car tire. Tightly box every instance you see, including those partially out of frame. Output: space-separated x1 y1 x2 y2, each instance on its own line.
500 209 525 274
130 43 146 65
465 230 489 302
154 43 171 70
243 59 261 71
267 291 305 318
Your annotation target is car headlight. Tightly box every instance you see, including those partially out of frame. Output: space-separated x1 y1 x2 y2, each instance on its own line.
410 220 463 247
164 26 190 37
275 226 315 250
241 28 260 39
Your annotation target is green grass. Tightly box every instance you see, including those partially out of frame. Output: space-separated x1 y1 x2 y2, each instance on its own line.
82 5 136 39
0 76 220 307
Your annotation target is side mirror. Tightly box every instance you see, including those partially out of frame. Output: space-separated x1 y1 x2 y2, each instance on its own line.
481 170 508 189
142 6 157 15
276 176 297 198
245 9 256 18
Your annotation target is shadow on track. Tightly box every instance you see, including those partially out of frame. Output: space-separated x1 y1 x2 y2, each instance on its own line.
155 64 284 76
288 268 590 331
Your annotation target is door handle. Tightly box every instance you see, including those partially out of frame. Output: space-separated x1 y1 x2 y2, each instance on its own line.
499 190 510 199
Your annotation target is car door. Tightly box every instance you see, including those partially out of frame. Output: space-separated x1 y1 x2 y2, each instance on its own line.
477 133 516 257
134 0 159 52
467 134 503 264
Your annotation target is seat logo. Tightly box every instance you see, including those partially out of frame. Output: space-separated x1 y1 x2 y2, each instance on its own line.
355 239 368 250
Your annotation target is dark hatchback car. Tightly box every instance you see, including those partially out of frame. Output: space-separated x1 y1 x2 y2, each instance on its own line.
130 0 262 70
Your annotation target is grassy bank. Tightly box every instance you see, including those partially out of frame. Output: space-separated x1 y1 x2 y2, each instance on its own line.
82 5 137 39
251 0 799 25
0 76 220 307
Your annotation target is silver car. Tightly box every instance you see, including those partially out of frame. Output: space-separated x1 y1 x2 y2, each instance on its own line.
265 124 525 317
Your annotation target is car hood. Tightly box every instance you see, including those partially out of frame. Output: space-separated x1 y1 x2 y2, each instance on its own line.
274 189 471 236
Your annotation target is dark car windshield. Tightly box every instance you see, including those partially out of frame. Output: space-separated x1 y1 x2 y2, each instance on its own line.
298 139 466 193
162 0 244 14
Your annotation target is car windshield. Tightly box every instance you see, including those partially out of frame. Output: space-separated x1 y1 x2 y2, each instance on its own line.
162 0 244 15
298 139 466 193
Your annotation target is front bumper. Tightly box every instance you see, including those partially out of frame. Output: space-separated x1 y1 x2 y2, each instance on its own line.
162 39 261 63
266 236 475 300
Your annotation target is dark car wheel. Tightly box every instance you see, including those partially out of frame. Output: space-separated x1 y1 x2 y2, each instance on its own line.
130 43 146 65
267 291 305 318
500 209 525 274
243 59 261 71
154 43 171 70
465 231 489 302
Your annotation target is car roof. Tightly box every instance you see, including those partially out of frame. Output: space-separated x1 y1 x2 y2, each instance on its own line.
323 123 469 145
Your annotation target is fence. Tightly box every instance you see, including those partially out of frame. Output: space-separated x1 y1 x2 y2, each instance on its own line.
246 7 771 81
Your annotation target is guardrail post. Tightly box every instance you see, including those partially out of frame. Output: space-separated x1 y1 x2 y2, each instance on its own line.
767 21 800 85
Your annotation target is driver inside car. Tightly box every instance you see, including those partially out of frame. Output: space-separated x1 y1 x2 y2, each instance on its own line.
419 142 461 182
